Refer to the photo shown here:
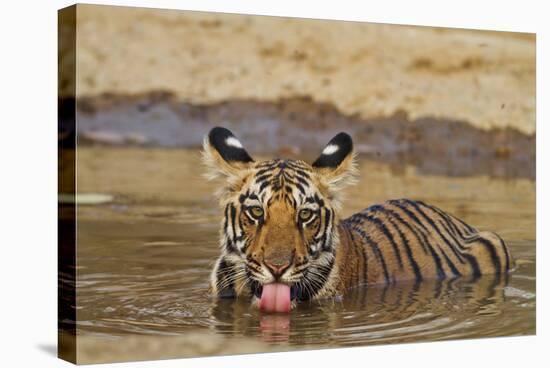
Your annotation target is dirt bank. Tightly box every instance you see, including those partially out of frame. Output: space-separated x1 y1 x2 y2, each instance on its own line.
61 4 535 134
71 95 535 179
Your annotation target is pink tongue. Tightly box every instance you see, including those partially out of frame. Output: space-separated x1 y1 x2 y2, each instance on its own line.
259 283 291 313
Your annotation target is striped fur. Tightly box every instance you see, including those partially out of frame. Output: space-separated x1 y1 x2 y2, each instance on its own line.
204 127 513 309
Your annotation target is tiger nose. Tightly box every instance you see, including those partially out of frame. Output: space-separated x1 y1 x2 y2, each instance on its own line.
264 259 291 277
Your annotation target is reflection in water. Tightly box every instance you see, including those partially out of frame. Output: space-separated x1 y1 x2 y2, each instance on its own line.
71 148 535 362
210 275 514 345
259 315 291 343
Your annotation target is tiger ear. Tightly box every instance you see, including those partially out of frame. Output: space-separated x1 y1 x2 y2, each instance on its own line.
312 132 357 192
202 127 255 179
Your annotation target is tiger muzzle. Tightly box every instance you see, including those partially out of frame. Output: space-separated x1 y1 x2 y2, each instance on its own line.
264 249 295 279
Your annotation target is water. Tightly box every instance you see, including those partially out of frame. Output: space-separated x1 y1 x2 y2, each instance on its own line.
71 147 535 363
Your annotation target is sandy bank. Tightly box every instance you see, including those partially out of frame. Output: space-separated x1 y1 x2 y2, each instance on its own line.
61 5 535 134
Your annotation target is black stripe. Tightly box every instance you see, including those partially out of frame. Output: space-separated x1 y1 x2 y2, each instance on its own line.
417 201 467 240
416 201 470 253
406 200 464 276
320 208 332 251
462 252 481 280
255 173 272 184
440 247 461 277
382 207 446 280
436 220 468 262
246 256 262 268
349 229 368 285
223 204 229 233
405 201 466 270
285 160 308 171
255 167 275 177
256 160 277 168
409 202 467 264
427 204 477 235
350 226 391 285
312 212 324 241
388 200 432 240
284 193 295 207
354 212 404 269
224 236 236 253
259 180 270 193
386 216 423 283
380 205 428 254
216 259 236 298
314 194 325 207
240 237 252 253
248 277 262 298
281 171 293 182
498 235 511 272
236 206 245 242
422 234 446 280
286 190 297 207
294 175 310 187
419 201 476 236
476 236 502 278
294 182 306 195
453 216 476 234
229 204 237 242
293 169 311 179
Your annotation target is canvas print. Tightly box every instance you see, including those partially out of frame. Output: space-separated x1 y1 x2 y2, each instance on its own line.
58 4 536 364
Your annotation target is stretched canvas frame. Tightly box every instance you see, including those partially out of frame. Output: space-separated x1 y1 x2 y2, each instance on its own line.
58 4 536 364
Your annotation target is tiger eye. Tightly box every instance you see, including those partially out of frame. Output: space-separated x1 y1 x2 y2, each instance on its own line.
249 206 264 219
299 209 313 221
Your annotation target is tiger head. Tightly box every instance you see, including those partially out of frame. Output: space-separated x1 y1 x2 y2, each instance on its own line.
203 127 356 312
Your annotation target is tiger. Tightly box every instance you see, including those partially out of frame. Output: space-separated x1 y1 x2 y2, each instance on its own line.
203 127 513 313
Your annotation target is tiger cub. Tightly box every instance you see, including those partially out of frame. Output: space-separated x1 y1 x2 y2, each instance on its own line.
203 127 513 313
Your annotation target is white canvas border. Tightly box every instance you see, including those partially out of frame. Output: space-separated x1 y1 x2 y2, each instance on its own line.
0 0 545 367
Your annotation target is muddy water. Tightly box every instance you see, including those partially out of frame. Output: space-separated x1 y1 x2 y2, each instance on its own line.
72 148 535 363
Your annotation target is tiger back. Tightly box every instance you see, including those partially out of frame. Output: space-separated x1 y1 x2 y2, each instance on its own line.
336 199 513 291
